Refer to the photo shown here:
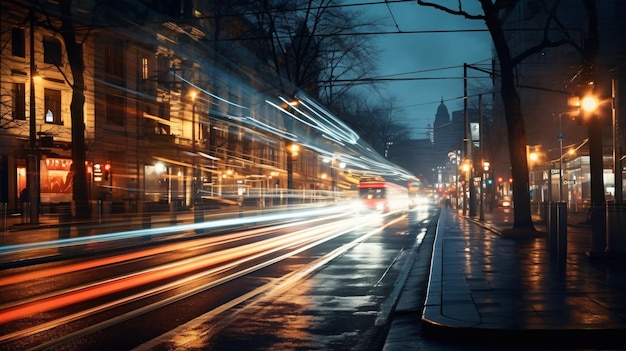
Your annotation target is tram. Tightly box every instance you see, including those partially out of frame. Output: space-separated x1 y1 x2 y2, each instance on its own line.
407 176 428 207
357 178 409 214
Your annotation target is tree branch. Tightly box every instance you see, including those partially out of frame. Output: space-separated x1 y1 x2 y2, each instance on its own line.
511 0 579 66
417 0 485 20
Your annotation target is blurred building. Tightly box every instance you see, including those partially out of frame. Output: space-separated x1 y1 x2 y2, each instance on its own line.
0 0 365 219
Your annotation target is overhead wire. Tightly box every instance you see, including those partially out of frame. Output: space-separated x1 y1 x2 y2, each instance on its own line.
384 0 402 32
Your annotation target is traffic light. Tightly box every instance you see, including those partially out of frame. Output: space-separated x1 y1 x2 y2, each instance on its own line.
103 162 111 181
568 83 599 125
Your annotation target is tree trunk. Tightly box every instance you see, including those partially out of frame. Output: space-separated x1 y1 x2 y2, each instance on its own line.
59 0 89 220
502 81 534 230
485 7 534 230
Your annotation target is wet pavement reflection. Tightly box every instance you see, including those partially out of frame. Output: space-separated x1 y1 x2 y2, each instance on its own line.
417 207 626 350
205 208 436 350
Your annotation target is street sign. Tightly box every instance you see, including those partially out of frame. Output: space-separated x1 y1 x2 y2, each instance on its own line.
93 163 103 182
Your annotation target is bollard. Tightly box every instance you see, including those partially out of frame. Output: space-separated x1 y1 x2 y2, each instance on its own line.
21 202 30 224
539 201 547 224
548 202 567 262
98 200 103 224
548 202 556 255
606 202 626 253
556 202 567 260
169 200 176 225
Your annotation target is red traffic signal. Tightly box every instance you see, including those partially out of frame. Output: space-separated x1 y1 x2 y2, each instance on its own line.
103 162 111 180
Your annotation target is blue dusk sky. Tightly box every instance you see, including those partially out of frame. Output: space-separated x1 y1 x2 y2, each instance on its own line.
351 1 494 139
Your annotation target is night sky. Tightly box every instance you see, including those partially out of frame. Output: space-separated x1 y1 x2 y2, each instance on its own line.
354 1 493 139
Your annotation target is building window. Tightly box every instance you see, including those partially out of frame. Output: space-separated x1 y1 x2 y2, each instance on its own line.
44 88 62 124
106 94 125 126
43 37 63 66
142 57 149 80
12 83 26 120
156 55 173 89
105 40 125 82
12 28 25 57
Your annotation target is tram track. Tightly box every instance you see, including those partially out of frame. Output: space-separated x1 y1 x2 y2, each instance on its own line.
0 211 399 350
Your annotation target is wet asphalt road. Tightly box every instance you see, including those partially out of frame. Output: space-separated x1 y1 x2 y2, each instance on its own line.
0 205 439 350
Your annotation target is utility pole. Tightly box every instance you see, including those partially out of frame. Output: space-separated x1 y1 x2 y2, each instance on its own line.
464 63 476 217
613 79 622 204
479 94 485 221
464 63 496 217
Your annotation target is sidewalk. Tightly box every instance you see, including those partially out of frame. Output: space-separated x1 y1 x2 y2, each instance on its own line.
411 206 626 349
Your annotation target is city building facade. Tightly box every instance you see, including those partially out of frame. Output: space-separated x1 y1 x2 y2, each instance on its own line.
498 1 626 212
1 0 367 221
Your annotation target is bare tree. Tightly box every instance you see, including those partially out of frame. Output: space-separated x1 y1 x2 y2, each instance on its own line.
368 99 411 156
35 0 91 219
417 0 575 230
335 94 408 155
234 0 380 105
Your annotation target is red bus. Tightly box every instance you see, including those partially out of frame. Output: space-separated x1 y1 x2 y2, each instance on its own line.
358 180 409 214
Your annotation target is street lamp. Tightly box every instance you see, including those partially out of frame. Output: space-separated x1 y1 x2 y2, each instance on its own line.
480 161 490 221
577 87 606 253
189 90 203 227
27 11 40 224
287 143 299 205
581 95 599 112
461 160 470 215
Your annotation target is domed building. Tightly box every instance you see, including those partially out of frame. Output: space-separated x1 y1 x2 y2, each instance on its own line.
433 98 464 153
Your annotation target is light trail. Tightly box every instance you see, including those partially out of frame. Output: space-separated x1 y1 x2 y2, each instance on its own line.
1 212 392 349
135 214 407 350
0 204 354 257
0 213 354 325
0 213 341 288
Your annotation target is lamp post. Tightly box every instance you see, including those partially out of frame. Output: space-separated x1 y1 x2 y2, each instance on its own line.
287 143 299 205
579 88 605 253
28 11 39 224
480 161 490 221
461 160 470 215
612 79 622 204
554 113 567 203
479 93 484 221
190 91 203 227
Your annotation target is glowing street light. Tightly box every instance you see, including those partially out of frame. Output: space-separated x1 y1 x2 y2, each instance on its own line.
288 143 300 157
286 143 299 205
461 160 471 215
581 95 599 113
